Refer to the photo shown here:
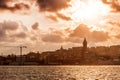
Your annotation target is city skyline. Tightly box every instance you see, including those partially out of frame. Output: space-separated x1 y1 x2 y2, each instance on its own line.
0 0 120 55
0 38 120 65
1 38 120 56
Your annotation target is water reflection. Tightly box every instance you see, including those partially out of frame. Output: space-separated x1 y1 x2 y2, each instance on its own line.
0 66 120 80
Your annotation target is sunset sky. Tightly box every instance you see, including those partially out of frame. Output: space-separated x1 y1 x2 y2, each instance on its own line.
0 0 120 55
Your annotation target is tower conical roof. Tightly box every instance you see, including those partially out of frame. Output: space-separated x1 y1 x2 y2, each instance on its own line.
60 46 63 50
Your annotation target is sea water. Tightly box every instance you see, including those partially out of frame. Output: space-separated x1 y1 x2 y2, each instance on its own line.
0 66 120 80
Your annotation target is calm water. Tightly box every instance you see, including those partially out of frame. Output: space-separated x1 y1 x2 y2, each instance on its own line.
0 66 120 80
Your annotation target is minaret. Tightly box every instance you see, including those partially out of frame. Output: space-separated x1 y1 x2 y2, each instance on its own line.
83 38 87 50
82 38 87 61
60 46 63 51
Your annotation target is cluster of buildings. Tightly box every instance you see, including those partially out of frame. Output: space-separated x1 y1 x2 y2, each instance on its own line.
0 38 120 65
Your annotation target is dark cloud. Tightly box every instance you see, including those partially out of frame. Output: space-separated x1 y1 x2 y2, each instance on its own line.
66 37 83 43
69 24 110 42
47 13 71 22
0 21 19 41
12 3 29 11
36 0 71 21
115 34 120 39
11 32 27 39
0 20 30 42
102 0 120 12
0 21 41 44
108 21 120 27
41 28 65 43
32 22 39 30
47 15 58 22
42 34 64 43
0 21 19 31
0 29 6 41
0 0 9 8
31 37 37 41
37 0 71 12
2 21 19 30
56 13 71 21
91 31 109 42
0 0 30 12
41 24 110 43
70 24 90 38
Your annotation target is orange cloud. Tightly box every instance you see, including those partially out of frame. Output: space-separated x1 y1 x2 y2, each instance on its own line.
36 0 72 22
108 21 120 27
32 22 39 30
91 31 109 42
42 34 64 43
115 34 120 39
41 28 65 43
102 0 120 12
47 13 71 21
70 24 90 38
0 21 19 41
41 24 110 43
2 21 19 30
37 0 71 12
56 13 71 21
69 24 110 42
0 0 30 12
11 32 27 39
47 15 58 22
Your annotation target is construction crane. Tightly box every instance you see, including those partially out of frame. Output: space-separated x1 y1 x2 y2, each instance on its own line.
19 46 27 65
4 45 27 65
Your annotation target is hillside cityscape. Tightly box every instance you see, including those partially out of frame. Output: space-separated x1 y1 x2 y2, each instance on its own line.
0 38 120 65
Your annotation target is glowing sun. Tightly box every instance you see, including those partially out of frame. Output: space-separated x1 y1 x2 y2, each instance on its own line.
71 0 110 22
